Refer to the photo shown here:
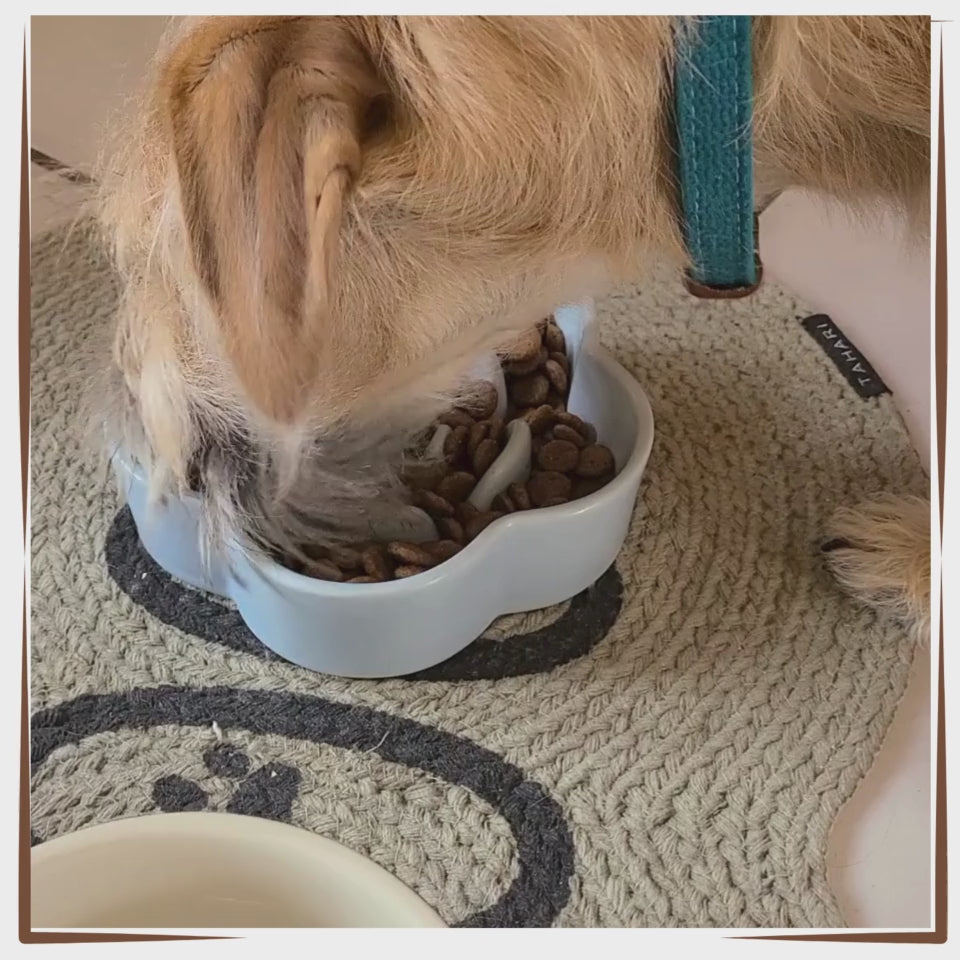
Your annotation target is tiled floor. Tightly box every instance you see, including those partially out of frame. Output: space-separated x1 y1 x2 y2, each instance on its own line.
29 160 932 930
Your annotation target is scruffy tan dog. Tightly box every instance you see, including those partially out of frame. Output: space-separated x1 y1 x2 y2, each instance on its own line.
97 15 932 639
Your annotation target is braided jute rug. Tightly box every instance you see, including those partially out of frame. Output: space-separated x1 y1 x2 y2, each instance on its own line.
30 223 925 928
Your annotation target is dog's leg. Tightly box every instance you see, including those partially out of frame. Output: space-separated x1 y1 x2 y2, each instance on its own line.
822 493 931 642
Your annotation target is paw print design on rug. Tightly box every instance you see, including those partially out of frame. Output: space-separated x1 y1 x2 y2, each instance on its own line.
32 687 575 927
152 743 301 822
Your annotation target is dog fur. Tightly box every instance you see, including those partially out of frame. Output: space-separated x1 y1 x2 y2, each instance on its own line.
95 15 932 637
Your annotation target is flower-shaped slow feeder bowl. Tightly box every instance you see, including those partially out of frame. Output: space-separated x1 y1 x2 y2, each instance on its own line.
114 302 655 678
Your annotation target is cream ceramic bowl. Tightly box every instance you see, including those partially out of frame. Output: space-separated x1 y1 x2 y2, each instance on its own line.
31 813 445 929
114 301 655 678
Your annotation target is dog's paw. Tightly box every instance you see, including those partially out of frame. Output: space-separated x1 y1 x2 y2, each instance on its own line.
822 493 931 643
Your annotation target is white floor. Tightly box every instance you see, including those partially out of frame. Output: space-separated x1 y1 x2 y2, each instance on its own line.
760 194 932 930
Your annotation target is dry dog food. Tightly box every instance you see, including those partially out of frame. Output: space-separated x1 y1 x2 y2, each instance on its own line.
290 317 617 582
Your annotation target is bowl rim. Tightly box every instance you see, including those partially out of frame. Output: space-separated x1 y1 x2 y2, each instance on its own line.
31 811 446 929
115 341 653 599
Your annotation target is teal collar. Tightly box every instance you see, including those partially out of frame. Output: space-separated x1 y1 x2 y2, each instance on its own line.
673 16 762 298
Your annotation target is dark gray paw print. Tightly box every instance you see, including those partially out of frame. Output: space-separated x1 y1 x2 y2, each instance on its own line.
152 743 302 822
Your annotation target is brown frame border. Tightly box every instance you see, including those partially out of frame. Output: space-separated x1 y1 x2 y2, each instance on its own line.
18 19 947 943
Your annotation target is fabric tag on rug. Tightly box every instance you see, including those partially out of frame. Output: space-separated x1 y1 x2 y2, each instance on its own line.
800 314 890 399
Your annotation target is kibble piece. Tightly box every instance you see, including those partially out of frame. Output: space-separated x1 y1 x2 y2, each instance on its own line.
327 545 363 570
552 423 586 448
507 482 532 510
572 477 608 499
491 491 516 513
302 558 345 582
444 424 469 464
459 380 499 420
472 437 500 476
505 346 548 377
361 545 393 581
543 358 568 395
545 390 566 411
464 510 505 541
536 439 580 473
540 496 570 508
394 564 427 579
576 443 616 478
527 470 573 507
425 539 463 562
467 420 489 457
581 421 598 444
457 500 480 524
413 488 456 518
548 351 570 375
509 373 549 407
438 408 475 429
437 517 466 543
521 403 555 435
554 411 591 439
401 460 447 491
437 470 476 503
485 415 505 444
387 541 437 567
347 575 379 584
500 326 542 362
543 322 566 354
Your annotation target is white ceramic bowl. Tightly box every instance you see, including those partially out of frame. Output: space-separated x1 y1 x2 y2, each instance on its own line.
31 813 445 929
114 301 655 678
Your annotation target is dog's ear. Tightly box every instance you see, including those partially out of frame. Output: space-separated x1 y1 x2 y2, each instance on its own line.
161 17 385 424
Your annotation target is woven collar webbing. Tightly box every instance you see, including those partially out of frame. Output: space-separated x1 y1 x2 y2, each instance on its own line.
673 16 760 297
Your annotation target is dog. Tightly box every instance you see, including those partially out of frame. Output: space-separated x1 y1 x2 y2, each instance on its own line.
95 15 932 640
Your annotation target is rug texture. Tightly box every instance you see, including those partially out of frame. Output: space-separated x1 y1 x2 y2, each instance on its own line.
29 224 925 928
